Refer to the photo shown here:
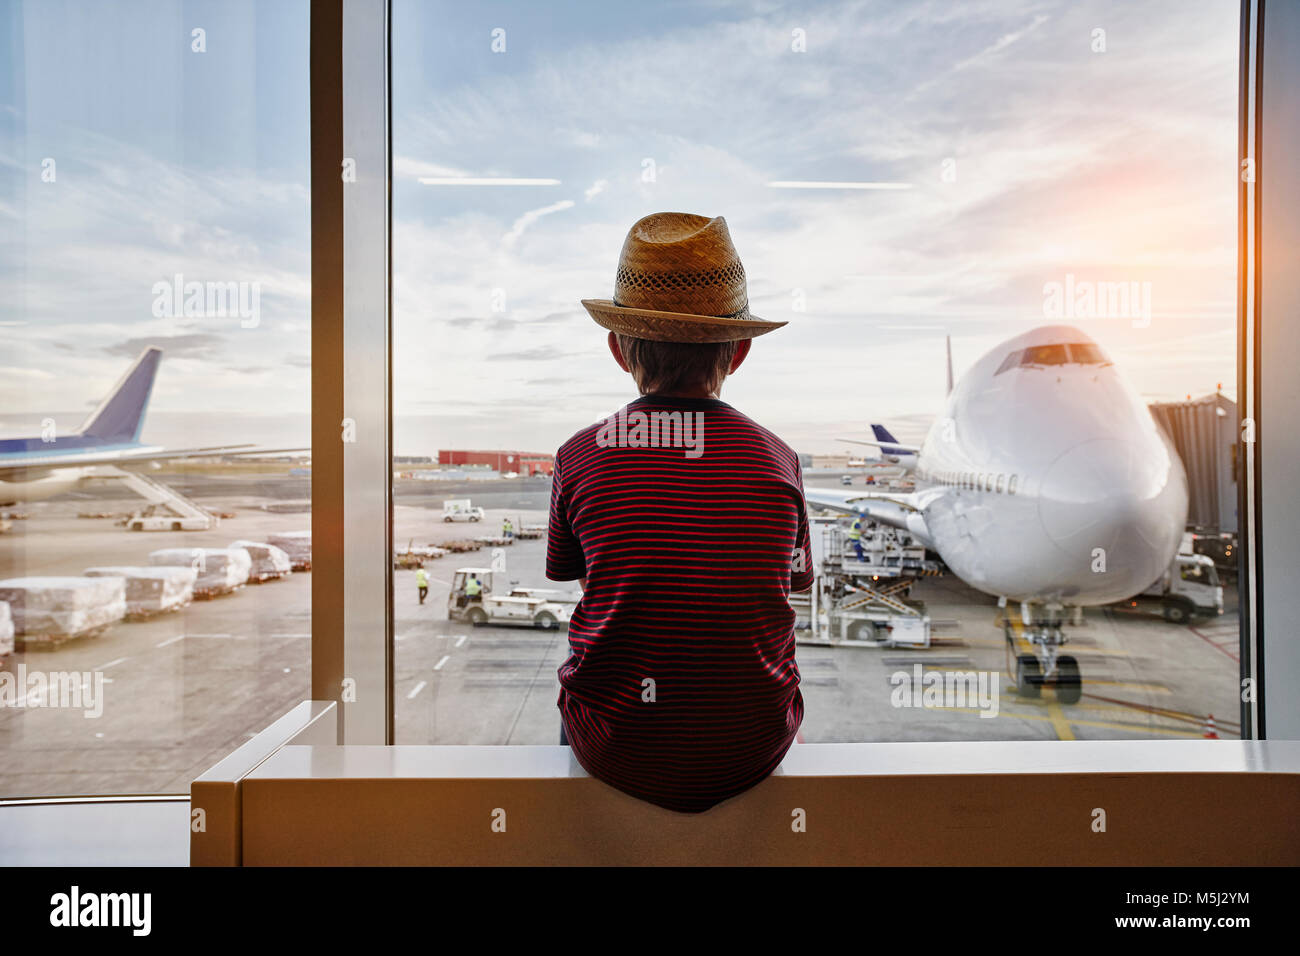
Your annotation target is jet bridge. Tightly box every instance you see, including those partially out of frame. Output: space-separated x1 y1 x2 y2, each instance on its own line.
793 516 942 647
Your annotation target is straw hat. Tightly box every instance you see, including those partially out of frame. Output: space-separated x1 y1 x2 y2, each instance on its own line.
581 212 786 343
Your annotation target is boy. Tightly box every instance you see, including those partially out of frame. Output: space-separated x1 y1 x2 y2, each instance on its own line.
547 212 814 813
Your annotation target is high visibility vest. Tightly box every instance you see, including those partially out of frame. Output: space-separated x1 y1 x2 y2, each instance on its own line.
465 578 482 596
848 517 863 541
416 569 428 587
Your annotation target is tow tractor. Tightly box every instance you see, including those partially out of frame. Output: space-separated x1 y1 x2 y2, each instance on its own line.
446 549 575 630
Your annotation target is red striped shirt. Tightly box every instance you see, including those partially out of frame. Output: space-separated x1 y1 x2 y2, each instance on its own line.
547 394 813 813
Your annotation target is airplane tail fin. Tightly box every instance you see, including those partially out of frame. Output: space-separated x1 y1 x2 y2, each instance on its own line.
870 423 901 444
946 334 954 396
78 347 162 443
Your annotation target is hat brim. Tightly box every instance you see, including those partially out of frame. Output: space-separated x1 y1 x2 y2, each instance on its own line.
581 299 786 343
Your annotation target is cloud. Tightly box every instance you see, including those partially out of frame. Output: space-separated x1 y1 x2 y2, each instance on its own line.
485 345 569 362
501 200 576 247
105 333 225 360
0 366 55 380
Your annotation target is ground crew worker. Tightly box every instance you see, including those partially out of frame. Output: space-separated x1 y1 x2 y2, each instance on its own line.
848 514 866 561
416 567 429 605
502 518 514 539
465 574 482 604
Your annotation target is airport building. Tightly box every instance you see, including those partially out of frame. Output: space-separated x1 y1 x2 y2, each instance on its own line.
437 449 554 476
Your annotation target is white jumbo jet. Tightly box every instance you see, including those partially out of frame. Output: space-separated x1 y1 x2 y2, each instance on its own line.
804 324 1188 699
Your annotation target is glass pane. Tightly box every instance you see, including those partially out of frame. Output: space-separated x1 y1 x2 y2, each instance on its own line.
392 0 1241 750
0 0 311 796
1066 342 1110 365
1020 344 1071 366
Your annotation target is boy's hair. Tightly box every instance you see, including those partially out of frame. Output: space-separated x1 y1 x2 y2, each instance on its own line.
615 334 738 396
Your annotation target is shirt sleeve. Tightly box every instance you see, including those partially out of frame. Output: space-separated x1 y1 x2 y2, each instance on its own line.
791 461 814 593
545 449 587 581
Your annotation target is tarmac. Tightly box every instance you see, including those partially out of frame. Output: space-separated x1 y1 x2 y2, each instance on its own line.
0 471 1242 798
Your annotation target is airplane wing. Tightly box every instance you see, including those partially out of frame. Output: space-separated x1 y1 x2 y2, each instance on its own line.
803 485 936 549
0 445 309 480
836 437 923 454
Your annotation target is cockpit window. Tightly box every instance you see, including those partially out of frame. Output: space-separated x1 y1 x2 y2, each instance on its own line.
1066 342 1110 365
996 342 1112 375
994 349 1022 375
1021 344 1070 366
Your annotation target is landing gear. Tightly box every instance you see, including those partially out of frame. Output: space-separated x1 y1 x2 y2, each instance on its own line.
1004 603 1083 703
1055 654 1082 704
1015 654 1042 698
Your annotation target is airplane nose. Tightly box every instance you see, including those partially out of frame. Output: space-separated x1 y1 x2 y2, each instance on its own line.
1037 437 1187 599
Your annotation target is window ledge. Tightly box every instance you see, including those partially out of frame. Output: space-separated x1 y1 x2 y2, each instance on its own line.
249 738 1300 780
190 706 1300 865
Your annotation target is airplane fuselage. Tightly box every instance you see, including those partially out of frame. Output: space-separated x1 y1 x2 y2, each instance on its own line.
0 440 164 504
911 326 1187 605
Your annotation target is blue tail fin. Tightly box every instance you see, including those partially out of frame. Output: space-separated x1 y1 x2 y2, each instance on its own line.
79 348 161 443
871 423 900 444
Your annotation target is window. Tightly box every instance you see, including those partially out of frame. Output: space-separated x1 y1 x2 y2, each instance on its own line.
382 0 1241 751
1 0 311 797
995 349 1024 376
1066 342 1111 366
1020 344 1071 367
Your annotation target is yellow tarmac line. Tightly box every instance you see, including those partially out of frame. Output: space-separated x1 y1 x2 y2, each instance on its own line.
1045 698 1075 740
1085 680 1170 693
939 706 1201 738
1004 697 1180 720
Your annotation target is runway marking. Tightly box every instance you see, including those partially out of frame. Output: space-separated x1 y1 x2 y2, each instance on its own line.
1187 624 1240 663
1084 679 1170 693
155 635 185 648
1006 697 1177 720
434 655 451 671
96 657 129 670
1045 698 1076 740
942 705 1203 738
454 634 468 648
407 680 427 699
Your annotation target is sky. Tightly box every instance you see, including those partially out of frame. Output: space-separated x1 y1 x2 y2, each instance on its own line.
0 0 1240 455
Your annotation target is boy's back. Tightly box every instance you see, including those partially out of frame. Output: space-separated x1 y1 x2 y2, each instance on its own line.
547 393 813 813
